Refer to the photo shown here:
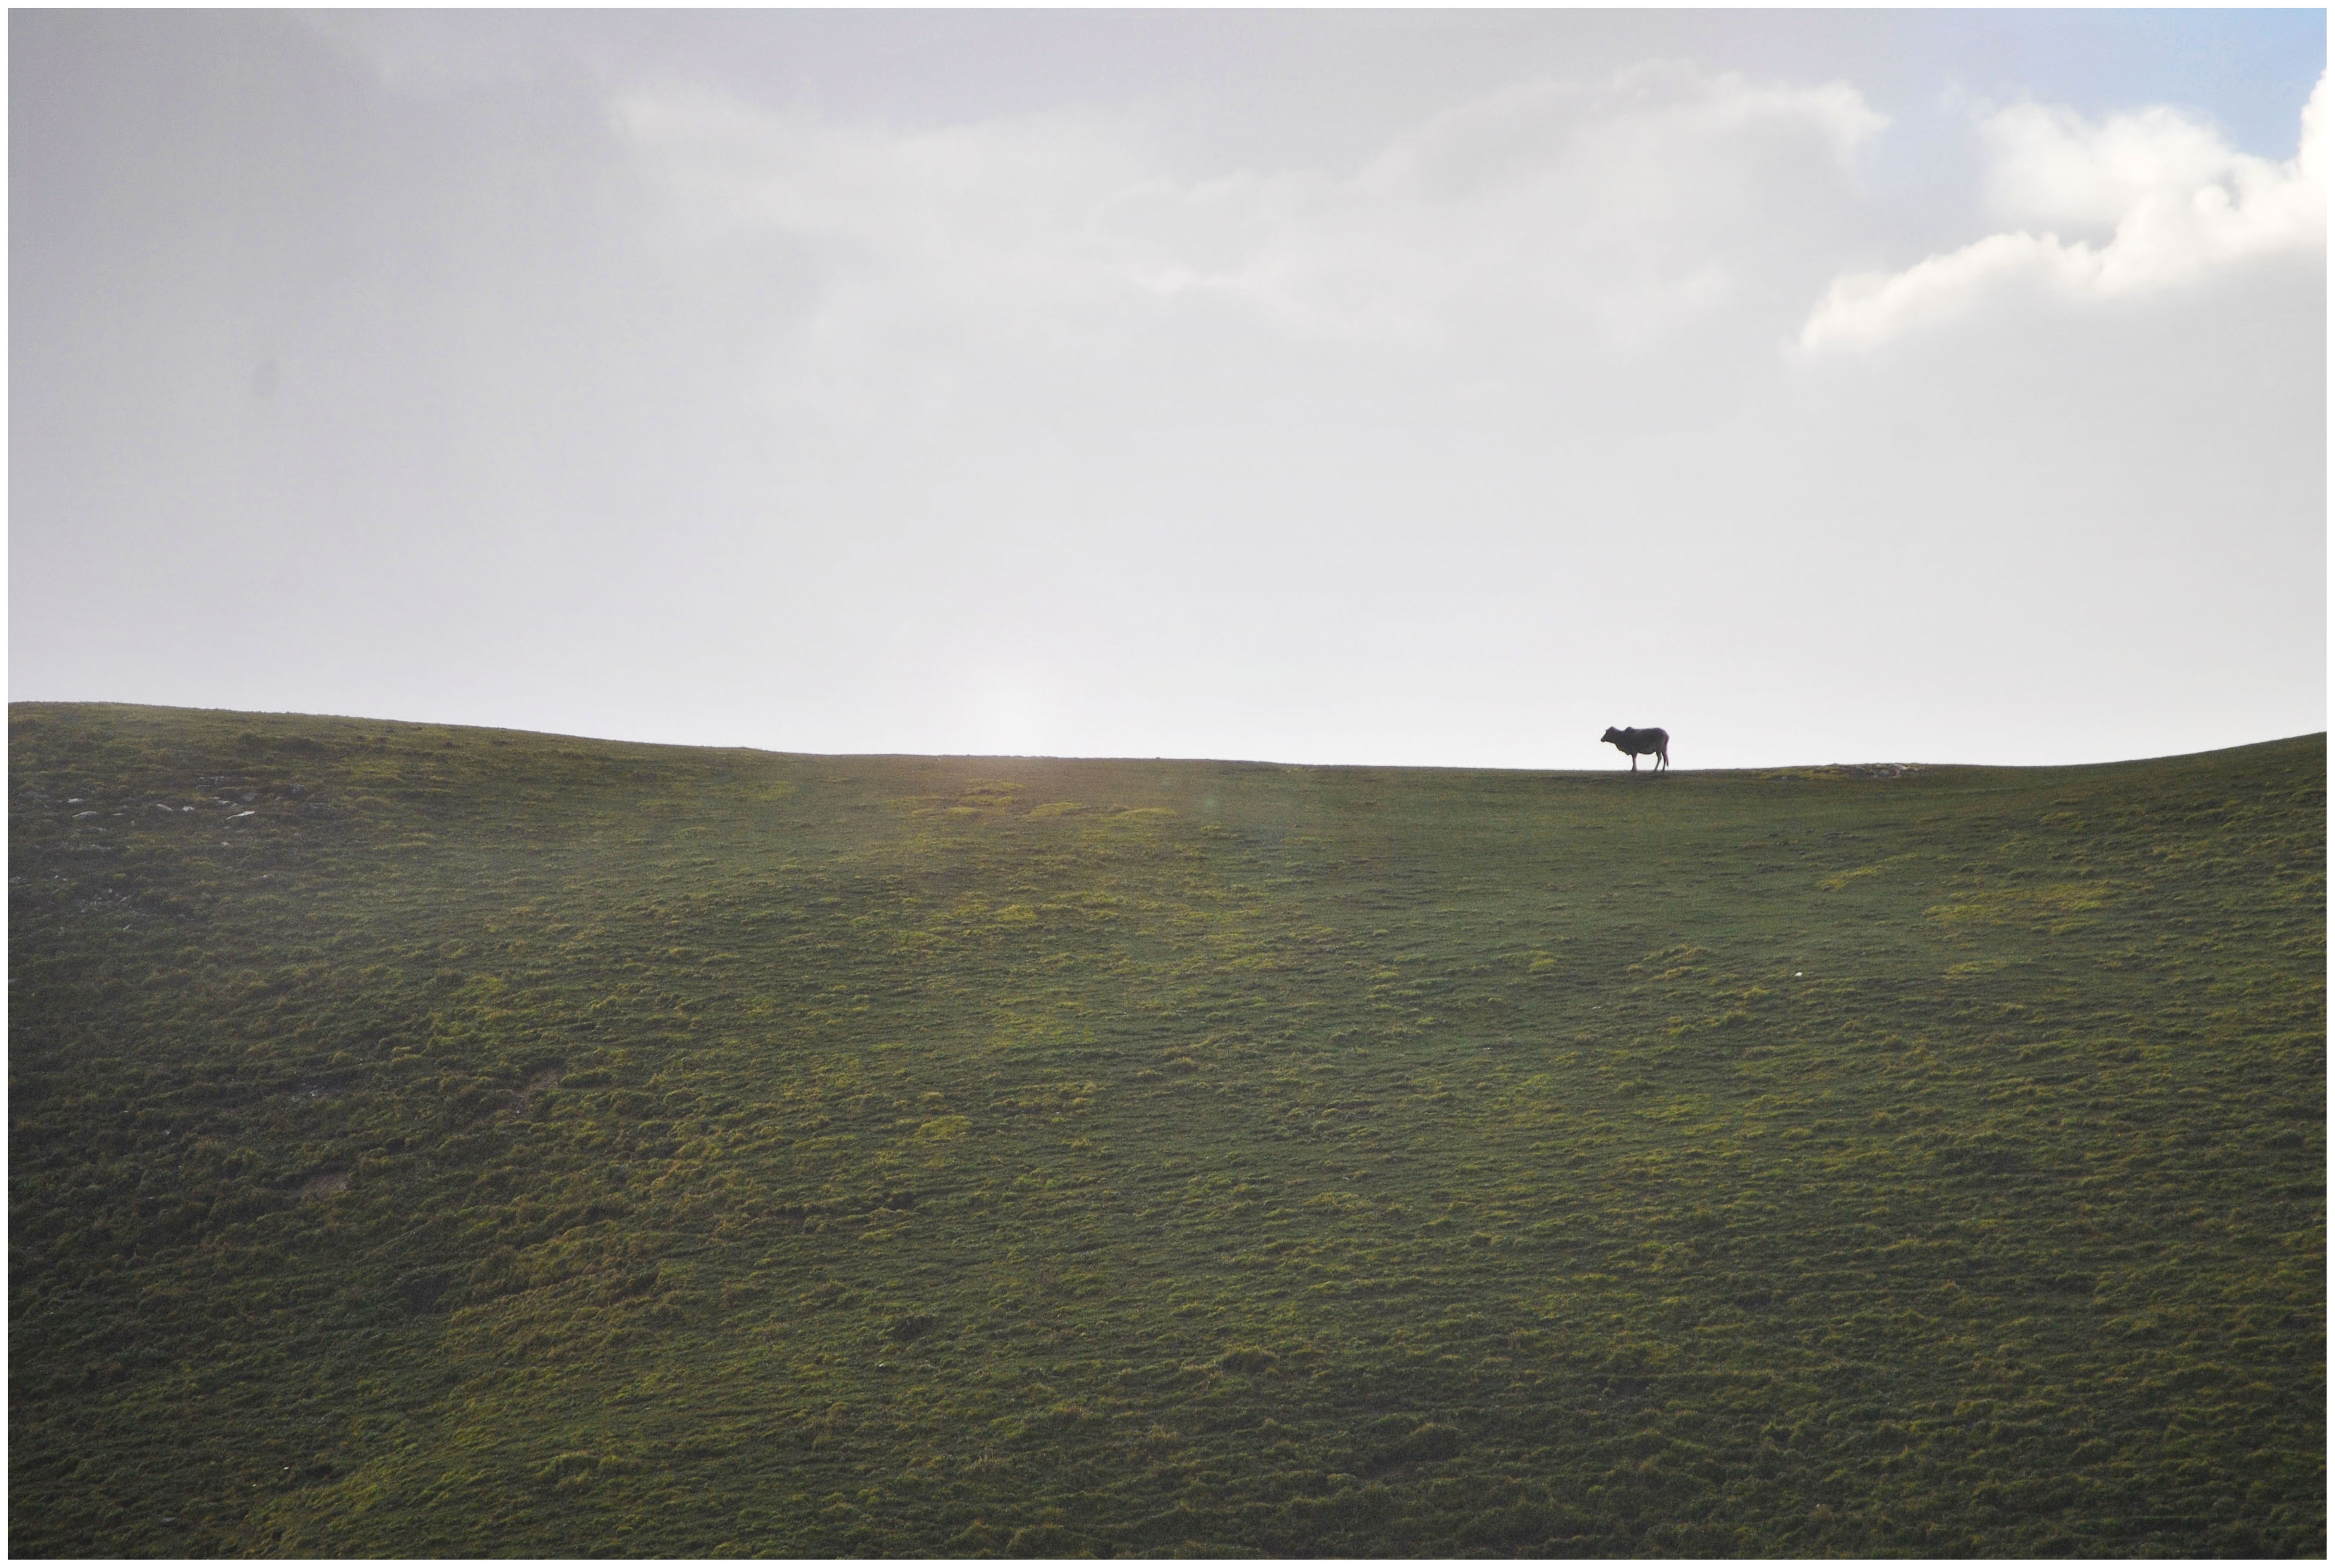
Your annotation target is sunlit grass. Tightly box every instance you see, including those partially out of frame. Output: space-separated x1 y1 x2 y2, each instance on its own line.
9 702 2323 1556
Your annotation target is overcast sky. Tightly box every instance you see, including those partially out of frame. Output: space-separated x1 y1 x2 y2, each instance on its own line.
10 10 2325 769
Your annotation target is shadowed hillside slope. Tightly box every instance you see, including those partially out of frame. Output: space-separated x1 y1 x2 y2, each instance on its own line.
9 703 2324 1557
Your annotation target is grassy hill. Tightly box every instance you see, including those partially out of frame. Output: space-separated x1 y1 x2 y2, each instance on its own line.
8 702 2323 1557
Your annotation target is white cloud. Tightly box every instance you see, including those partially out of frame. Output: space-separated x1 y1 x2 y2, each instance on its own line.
1186 63 1886 347
617 62 1886 369
1800 72 2326 354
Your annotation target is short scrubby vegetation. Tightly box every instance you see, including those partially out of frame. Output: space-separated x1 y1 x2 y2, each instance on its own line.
9 702 2324 1556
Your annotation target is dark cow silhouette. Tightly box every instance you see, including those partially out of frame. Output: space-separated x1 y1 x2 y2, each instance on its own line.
1601 726 1670 772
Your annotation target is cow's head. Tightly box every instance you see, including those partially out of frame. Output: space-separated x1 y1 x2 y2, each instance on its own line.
1600 727 1622 744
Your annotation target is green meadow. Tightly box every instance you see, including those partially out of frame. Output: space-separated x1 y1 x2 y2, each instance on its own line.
8 702 2323 1557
